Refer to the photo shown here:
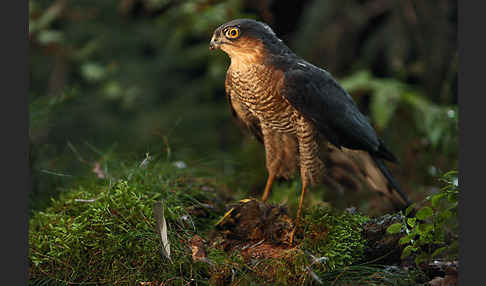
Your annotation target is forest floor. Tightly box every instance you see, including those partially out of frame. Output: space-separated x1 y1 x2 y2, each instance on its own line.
28 155 458 285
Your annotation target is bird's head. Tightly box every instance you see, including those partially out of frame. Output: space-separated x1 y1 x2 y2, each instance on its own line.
209 19 286 67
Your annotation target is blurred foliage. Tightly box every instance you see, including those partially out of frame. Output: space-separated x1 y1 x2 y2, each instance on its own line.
341 70 458 155
291 0 457 104
29 0 249 151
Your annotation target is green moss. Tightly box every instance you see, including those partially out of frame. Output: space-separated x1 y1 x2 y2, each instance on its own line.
205 207 373 285
302 206 370 270
30 156 416 285
29 159 227 285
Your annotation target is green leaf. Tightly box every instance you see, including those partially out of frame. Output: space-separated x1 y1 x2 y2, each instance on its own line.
371 83 401 129
81 63 106 82
339 70 373 92
431 193 446 208
417 223 434 236
386 223 403 234
405 203 416 216
409 226 418 236
407 218 416 228
37 30 64 44
399 234 414 245
416 207 434 220
438 209 453 221
443 170 458 177
447 193 458 203
401 245 415 259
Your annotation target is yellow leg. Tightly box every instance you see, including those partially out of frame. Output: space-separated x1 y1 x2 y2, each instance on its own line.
289 182 308 245
261 173 275 203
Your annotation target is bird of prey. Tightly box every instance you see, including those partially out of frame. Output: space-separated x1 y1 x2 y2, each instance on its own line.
209 18 410 243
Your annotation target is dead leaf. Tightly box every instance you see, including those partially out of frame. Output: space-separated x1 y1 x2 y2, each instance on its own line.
190 235 206 262
240 242 287 260
154 201 171 262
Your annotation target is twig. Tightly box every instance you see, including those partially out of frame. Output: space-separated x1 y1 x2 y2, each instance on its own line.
40 169 73 177
67 141 88 164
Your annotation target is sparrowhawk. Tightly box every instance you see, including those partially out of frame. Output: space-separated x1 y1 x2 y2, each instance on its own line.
210 19 410 243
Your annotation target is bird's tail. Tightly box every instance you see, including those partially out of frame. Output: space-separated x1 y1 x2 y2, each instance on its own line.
376 139 399 163
371 156 411 210
321 144 411 212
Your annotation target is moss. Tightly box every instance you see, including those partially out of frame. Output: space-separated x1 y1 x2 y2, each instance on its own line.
206 204 374 285
301 206 370 270
29 159 227 285
30 156 417 285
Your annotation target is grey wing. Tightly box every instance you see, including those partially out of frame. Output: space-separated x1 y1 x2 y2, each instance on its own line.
280 65 397 163
225 75 263 143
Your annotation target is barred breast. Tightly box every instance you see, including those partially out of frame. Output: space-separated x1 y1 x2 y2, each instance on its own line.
228 65 298 134
227 64 325 186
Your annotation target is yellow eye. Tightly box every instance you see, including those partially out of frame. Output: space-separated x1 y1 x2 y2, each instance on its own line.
225 27 239 39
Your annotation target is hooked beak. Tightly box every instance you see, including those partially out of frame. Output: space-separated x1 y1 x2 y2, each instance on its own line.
209 35 221 51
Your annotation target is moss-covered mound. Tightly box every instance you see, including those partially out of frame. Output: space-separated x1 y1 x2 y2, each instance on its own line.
29 160 229 285
29 158 415 285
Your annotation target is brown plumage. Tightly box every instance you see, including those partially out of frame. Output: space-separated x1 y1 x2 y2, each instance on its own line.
210 19 410 243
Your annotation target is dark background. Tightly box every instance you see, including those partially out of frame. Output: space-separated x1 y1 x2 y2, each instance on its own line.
29 0 458 213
